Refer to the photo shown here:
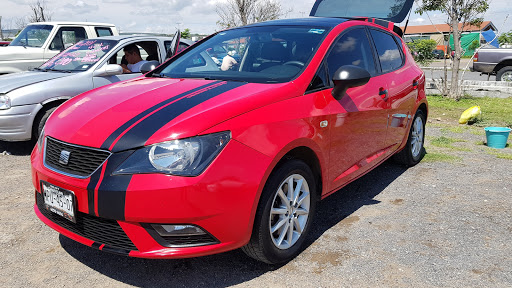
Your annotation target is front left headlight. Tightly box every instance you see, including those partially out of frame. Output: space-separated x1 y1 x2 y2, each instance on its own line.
113 131 231 177
0 94 11 110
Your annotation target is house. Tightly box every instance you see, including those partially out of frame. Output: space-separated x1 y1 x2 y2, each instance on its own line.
401 21 498 56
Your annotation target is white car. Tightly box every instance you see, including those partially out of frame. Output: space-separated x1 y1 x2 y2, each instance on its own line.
0 22 118 74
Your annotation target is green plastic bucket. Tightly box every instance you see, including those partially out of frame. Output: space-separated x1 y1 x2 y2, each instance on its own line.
485 127 511 149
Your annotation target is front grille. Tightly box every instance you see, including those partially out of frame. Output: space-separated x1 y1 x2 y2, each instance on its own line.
36 192 137 251
44 137 111 178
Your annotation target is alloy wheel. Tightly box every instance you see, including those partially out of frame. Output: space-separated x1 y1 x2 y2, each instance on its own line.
269 174 310 250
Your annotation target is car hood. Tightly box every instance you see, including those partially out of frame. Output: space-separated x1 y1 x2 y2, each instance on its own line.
0 71 71 93
0 46 43 61
46 77 298 152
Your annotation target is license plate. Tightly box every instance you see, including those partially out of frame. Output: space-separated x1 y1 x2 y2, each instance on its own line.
41 181 76 223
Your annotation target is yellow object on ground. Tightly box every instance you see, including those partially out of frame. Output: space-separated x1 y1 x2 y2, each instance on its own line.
459 106 481 124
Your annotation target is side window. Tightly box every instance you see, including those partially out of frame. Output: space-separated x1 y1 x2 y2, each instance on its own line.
50 27 87 51
369 29 404 73
326 28 376 80
308 63 329 92
95 27 113 37
177 43 189 54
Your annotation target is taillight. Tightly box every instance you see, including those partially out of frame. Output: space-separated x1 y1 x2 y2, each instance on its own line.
474 52 479 62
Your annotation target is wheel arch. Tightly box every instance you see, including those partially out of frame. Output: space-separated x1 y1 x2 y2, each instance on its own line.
30 97 70 139
494 60 512 73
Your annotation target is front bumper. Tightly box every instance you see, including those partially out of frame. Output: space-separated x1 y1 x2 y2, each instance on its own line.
0 104 40 141
31 138 272 258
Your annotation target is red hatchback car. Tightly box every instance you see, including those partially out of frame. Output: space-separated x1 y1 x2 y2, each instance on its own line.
32 0 426 264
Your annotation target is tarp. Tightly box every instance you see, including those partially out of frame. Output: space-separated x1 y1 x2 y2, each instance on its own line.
449 33 480 56
481 30 499 47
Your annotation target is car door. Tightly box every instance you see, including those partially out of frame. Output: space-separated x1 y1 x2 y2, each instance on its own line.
323 27 390 191
45 26 88 61
368 28 417 148
92 40 159 88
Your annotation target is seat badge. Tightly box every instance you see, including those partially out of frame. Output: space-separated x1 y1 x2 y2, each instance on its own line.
59 150 71 165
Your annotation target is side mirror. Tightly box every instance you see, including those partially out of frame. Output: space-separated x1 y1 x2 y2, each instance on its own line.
331 65 371 100
140 60 160 74
93 64 123 77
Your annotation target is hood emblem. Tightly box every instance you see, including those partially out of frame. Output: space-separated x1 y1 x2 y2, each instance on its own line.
59 150 71 165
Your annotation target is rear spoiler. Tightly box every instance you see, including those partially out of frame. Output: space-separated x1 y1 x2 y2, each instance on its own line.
347 17 404 37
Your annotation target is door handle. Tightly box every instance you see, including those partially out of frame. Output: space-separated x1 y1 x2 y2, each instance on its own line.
412 77 419 90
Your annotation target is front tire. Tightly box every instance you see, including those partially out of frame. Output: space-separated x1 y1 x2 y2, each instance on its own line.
32 106 57 141
394 109 426 166
242 159 317 264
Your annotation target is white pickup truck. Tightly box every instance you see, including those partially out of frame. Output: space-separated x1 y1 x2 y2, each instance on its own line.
0 22 118 74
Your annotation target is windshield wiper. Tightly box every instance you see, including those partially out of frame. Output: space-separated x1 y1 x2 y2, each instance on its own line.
31 67 48 72
45 69 73 73
150 73 171 78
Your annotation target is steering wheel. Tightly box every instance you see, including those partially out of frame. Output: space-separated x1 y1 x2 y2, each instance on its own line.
283 61 305 67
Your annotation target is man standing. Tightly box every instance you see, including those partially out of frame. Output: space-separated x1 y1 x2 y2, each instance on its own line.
121 44 148 73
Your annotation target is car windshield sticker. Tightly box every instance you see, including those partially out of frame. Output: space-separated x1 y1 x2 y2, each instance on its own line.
40 39 116 71
308 29 325 34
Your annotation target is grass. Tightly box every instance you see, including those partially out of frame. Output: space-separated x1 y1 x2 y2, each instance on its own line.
427 95 512 128
440 126 467 133
427 136 471 151
487 149 512 160
422 152 462 163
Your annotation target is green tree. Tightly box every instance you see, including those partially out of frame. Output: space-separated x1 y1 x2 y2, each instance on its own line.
416 0 489 100
468 39 480 51
407 39 437 66
498 30 512 46
181 28 191 39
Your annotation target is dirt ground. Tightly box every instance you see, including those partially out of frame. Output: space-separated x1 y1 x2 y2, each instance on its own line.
0 122 511 287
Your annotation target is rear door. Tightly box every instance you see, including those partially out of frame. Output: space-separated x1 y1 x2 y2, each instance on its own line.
368 28 417 148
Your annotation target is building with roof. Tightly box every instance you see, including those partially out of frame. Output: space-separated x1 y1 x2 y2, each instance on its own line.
401 21 498 56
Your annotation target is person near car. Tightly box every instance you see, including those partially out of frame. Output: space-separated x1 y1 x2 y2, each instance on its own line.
121 44 148 73
221 49 238 71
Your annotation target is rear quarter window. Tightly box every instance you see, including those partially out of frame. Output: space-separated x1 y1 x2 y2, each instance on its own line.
95 27 113 37
369 29 404 73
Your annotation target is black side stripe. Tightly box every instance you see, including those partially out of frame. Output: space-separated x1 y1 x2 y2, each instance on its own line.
87 81 221 216
89 81 247 220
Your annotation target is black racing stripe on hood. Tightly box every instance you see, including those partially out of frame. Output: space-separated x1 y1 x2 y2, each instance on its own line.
100 81 221 150
110 81 247 152
89 81 247 220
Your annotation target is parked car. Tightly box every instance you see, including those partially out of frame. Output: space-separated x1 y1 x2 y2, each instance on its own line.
32 0 426 264
472 48 512 81
0 41 10 47
0 34 193 142
432 49 445 59
0 22 118 74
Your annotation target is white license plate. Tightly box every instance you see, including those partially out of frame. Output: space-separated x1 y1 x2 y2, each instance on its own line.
41 181 76 223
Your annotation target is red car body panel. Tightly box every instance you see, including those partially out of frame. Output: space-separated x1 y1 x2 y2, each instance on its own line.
32 18 427 259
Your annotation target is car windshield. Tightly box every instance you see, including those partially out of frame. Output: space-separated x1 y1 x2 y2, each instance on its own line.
40 39 118 72
10 25 53 48
156 25 329 83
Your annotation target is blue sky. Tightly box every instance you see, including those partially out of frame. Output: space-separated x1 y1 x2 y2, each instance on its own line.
1 0 510 35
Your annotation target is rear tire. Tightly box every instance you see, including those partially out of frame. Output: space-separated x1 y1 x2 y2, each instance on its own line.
32 106 57 141
394 109 425 166
242 159 317 264
496 66 512 82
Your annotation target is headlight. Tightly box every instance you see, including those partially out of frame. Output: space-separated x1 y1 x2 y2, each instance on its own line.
0 94 11 110
113 131 231 176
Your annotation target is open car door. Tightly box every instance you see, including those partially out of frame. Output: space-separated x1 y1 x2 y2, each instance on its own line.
310 0 414 23
165 29 181 60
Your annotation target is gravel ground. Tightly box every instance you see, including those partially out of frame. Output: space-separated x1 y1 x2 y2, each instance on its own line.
0 122 511 288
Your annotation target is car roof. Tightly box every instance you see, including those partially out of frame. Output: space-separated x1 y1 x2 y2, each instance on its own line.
28 21 116 27
91 35 174 41
245 17 348 29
